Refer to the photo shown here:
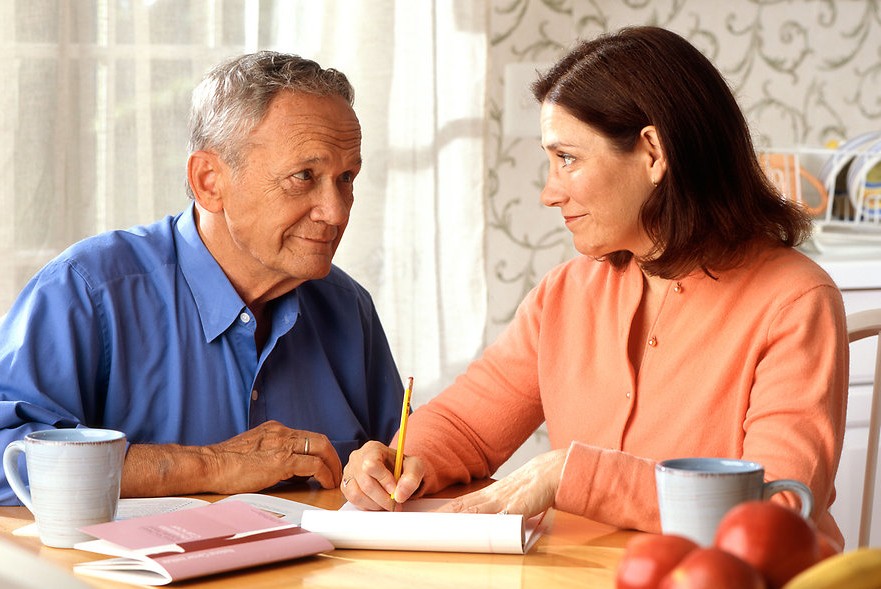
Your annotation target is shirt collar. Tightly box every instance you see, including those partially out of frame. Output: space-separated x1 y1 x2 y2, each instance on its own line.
174 203 250 342
175 203 302 342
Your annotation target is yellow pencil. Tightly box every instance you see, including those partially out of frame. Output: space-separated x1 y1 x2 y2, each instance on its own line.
390 376 413 501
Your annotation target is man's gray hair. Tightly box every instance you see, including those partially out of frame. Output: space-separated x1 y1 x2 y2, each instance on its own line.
186 51 354 198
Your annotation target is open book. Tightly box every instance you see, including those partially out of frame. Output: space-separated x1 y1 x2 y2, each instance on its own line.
70 494 546 585
300 498 546 554
72 500 332 586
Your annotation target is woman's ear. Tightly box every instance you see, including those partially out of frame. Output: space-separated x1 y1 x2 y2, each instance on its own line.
640 125 667 186
187 150 226 213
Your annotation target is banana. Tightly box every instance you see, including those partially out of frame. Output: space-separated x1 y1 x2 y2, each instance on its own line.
783 547 881 589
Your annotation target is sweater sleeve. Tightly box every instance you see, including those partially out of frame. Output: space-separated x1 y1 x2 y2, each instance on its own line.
556 442 661 532
741 282 848 542
404 280 549 494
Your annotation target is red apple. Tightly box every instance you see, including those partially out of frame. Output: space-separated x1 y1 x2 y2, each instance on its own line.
616 534 699 589
659 547 766 589
816 530 843 561
713 501 819 589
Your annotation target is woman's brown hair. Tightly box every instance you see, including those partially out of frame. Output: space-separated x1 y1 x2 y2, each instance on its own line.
532 26 812 279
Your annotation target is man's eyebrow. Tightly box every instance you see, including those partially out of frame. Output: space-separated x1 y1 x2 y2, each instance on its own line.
292 155 363 168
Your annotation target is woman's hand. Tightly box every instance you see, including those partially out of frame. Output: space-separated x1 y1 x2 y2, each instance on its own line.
341 440 425 511
438 448 567 519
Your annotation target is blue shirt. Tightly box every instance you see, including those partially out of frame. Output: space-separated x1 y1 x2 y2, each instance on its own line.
0 205 403 504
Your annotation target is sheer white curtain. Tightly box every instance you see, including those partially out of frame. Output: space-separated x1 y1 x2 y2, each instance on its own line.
0 0 488 406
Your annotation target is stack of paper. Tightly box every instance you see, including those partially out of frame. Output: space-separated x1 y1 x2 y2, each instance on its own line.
300 498 545 554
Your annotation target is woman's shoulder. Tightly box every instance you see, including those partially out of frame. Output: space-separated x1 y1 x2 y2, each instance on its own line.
525 255 638 312
705 246 840 313
742 246 837 290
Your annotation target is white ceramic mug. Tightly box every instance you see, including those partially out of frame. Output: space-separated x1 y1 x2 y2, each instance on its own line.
3 428 126 548
655 457 813 546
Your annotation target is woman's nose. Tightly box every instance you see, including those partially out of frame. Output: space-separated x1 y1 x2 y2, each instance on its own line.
540 176 566 208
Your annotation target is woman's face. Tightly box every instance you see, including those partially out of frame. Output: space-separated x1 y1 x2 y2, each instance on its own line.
539 101 660 260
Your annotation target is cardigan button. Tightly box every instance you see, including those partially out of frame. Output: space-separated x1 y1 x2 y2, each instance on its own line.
648 336 658 347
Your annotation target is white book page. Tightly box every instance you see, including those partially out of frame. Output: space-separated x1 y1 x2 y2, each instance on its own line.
14 497 209 537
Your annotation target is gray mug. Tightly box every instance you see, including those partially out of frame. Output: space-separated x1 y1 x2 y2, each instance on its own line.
3 428 126 548
655 457 813 546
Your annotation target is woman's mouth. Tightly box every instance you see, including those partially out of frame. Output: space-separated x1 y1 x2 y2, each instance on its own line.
563 213 587 225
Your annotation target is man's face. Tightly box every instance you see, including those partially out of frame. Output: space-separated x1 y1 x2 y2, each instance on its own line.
218 91 362 293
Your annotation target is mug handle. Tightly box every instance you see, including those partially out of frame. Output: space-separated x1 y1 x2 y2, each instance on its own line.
763 479 813 519
2 441 34 511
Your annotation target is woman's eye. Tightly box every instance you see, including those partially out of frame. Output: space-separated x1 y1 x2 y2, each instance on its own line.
292 170 313 181
559 154 575 167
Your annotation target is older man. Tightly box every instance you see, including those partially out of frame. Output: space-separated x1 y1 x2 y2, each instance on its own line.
0 51 403 502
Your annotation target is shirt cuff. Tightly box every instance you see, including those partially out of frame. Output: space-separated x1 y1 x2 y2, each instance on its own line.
554 441 662 533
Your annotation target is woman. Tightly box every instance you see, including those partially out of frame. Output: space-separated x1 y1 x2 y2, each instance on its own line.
342 26 848 543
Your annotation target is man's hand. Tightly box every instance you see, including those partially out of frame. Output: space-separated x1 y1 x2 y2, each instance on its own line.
121 421 342 497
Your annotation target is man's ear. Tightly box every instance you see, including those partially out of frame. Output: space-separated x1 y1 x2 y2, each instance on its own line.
640 125 667 185
187 150 225 213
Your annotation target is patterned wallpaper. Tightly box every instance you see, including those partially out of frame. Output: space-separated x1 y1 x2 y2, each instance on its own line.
486 0 881 342
484 0 881 474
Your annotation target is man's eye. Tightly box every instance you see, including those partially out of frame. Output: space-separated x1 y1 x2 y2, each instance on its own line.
292 170 313 181
340 171 355 183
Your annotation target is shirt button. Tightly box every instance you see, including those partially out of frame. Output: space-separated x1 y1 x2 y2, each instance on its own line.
251 389 259 401
240 312 251 323
626 392 632 399
648 336 658 347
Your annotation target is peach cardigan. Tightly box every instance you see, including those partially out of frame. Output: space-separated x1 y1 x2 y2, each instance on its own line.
405 247 848 543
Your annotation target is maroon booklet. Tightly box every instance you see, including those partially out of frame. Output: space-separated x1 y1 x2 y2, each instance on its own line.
73 500 333 586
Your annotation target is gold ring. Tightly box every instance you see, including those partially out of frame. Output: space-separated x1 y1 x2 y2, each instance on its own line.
304 437 310 455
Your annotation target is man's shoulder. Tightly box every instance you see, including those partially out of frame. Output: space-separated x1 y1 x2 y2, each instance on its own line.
51 214 180 288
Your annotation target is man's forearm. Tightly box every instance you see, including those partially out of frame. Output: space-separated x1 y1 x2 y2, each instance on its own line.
121 443 217 497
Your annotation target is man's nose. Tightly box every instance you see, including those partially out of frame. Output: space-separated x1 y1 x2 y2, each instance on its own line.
311 182 351 225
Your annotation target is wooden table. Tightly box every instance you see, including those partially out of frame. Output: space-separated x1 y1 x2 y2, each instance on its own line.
0 484 636 588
